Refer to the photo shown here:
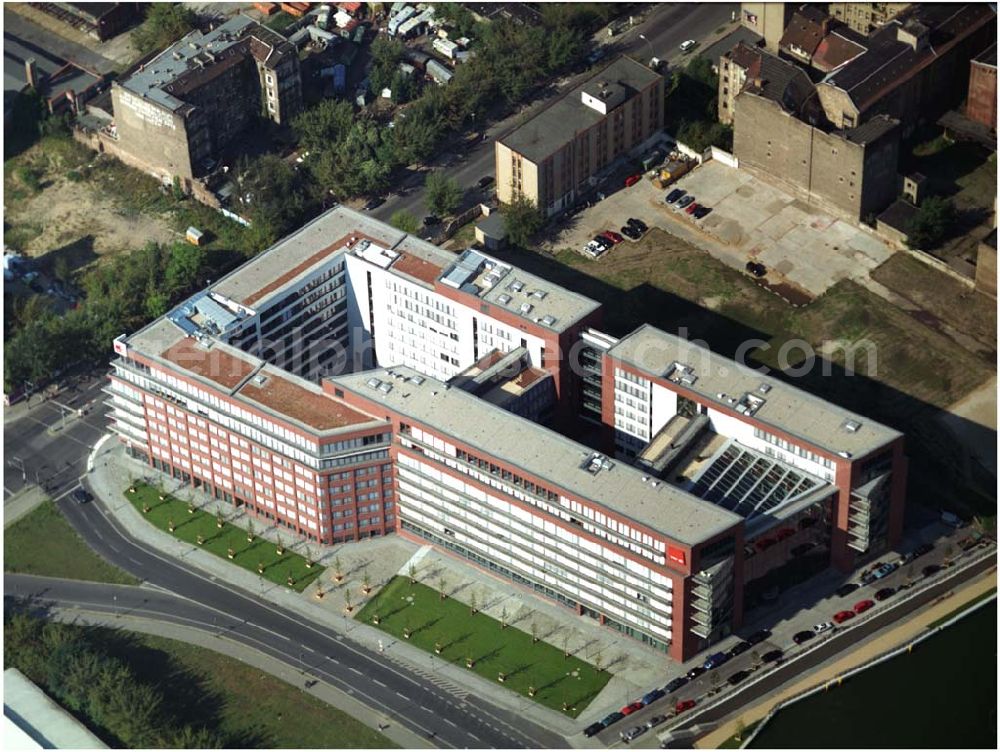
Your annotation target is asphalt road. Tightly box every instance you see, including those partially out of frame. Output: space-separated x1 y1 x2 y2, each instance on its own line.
3 375 108 502
370 3 737 226
38 489 564 749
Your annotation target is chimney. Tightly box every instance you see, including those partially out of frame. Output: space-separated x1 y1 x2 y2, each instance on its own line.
821 17 832 36
753 76 764 89
25 57 38 89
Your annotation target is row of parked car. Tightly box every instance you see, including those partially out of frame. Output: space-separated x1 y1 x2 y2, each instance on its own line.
582 218 649 258
585 629 779 739
665 188 712 220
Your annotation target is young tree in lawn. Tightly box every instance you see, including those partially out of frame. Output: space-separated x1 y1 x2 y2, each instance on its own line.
390 210 421 234
503 191 544 247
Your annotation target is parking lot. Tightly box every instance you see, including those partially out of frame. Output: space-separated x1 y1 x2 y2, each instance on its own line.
547 159 895 300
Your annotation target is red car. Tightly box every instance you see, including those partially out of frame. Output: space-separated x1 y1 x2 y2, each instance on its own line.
755 537 776 551
833 610 855 624
675 699 696 714
601 230 624 244
853 599 875 614
776 527 796 541
624 174 642 187
621 701 644 716
685 201 700 215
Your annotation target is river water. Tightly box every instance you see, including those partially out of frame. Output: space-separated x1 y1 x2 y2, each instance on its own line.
750 601 997 748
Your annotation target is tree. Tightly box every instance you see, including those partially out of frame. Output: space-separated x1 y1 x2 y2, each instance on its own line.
165 242 204 295
391 101 447 165
390 210 421 234
438 576 448 600
735 717 747 742
236 154 306 243
132 4 197 56
390 69 419 105
710 670 721 692
369 37 405 94
906 196 957 250
435 3 480 37
293 100 355 155
424 171 463 217
503 192 544 247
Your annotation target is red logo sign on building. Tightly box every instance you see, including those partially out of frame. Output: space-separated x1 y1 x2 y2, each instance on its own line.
667 546 686 566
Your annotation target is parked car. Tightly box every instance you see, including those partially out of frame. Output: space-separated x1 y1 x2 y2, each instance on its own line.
642 688 666 706
477 175 495 189
833 610 855 624
646 715 668 729
728 669 751 686
621 225 642 240
813 622 835 634
602 230 624 244
793 630 816 645
624 174 642 187
71 488 92 504
600 711 625 728
622 725 646 742
583 240 606 258
728 641 752 657
593 235 613 250
587 47 608 65
853 599 875 614
747 629 771 645
914 542 934 558
761 649 784 663
665 188 686 204
628 218 648 233
745 261 767 277
835 582 860 597
922 564 942 577
703 652 730 670
874 587 896 601
675 699 697 714
692 206 712 219
676 195 695 209
423 214 440 227
872 562 898 580
775 527 796 541
621 701 644 716
686 665 707 680
791 541 817 557
685 201 700 215
584 722 604 738
664 676 689 693
680 39 697 53
362 196 385 211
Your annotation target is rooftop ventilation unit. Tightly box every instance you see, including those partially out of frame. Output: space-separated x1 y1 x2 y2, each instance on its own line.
253 374 268 386
531 290 547 300
519 303 533 315
580 452 614 475
759 383 772 393
736 392 765 416
497 293 512 305
842 419 862 433
667 361 697 386
508 279 525 292
366 377 382 389
408 375 426 385
378 382 393 394
540 314 557 326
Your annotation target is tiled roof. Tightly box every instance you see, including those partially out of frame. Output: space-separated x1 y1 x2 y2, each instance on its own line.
780 6 828 57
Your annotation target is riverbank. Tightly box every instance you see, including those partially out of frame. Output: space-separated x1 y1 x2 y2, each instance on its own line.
695 568 998 749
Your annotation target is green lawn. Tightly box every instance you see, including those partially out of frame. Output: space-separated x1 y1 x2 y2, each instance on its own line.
356 577 611 716
4 499 139 584
126 483 323 592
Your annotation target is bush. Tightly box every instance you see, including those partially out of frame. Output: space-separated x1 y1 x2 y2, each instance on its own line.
907 196 957 250
132 4 197 56
390 210 421 234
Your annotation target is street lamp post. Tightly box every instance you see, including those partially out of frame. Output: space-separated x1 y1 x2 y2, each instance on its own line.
639 33 655 64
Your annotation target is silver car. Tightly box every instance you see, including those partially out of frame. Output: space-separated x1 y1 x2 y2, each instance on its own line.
621 725 646 742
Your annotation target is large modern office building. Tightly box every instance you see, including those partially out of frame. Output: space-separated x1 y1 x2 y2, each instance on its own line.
108 206 906 661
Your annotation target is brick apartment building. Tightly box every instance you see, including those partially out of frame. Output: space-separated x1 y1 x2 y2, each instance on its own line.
966 43 997 132
109 14 302 186
495 56 664 216
108 207 907 661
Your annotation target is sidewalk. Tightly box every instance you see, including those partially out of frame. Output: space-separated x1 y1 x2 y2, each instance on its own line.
87 440 585 740
47 606 432 749
693 569 998 749
4 484 48 528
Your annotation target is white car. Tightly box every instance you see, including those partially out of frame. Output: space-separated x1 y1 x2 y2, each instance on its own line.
680 39 697 53
813 622 835 635
583 240 606 258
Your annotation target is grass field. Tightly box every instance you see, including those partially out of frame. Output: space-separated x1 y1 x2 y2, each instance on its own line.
871 254 997 353
356 577 611 716
4 499 139 584
126 483 323 592
925 587 997 630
